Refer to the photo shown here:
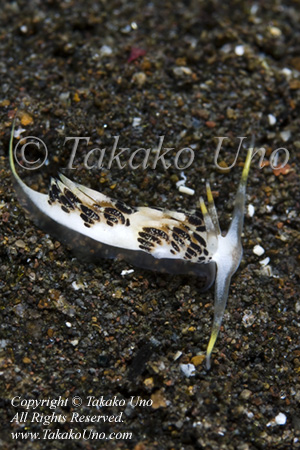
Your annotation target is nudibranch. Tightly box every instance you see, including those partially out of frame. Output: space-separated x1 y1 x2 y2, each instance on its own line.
9 123 252 369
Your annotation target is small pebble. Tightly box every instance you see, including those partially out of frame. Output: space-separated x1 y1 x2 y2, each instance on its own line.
20 112 34 126
259 257 270 266
269 26 282 37
260 265 273 277
253 245 265 256
151 389 167 409
59 92 70 101
248 204 255 217
20 25 28 34
179 185 195 196
280 130 291 142
235 45 245 56
268 114 276 126
132 117 142 127
180 363 196 377
191 355 205 367
121 269 134 276
275 412 287 425
240 389 252 400
132 72 147 86
281 68 292 79
15 239 26 248
173 351 182 361
173 66 192 77
14 127 26 138
72 281 85 291
100 45 112 56
23 357 31 364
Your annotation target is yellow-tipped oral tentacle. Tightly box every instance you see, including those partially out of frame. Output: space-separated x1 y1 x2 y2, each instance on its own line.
206 181 221 235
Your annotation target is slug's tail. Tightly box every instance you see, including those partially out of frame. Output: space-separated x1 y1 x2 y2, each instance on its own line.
9 119 53 220
202 147 252 369
9 119 19 183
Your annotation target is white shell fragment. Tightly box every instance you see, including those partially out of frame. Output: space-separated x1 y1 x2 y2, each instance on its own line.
173 351 183 361
180 363 196 377
176 171 187 188
14 127 26 138
72 281 86 290
132 117 142 127
173 66 192 77
281 68 292 79
242 310 255 327
248 204 255 217
121 269 134 276
100 45 113 56
259 257 270 266
178 185 195 196
275 413 287 425
253 244 265 256
260 265 273 277
176 172 195 195
235 45 245 56
280 130 291 142
268 114 277 126
267 412 287 427
269 26 282 37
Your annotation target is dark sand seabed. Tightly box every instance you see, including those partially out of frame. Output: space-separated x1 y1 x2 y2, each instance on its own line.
0 1 299 449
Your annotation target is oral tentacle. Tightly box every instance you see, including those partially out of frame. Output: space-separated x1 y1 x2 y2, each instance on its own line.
205 182 221 236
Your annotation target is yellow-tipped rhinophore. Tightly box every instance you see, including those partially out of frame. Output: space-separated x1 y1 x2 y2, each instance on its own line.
241 147 252 184
206 147 252 369
206 182 214 205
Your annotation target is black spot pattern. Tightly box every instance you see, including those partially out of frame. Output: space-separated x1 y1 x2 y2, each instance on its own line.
143 227 169 241
171 241 180 252
172 227 190 241
46 175 213 264
80 213 94 225
187 213 204 227
104 207 126 225
60 195 75 210
81 205 100 221
186 247 197 257
64 189 80 205
139 231 161 244
48 182 61 204
138 227 169 251
190 242 202 254
115 200 136 215
193 232 207 248
172 232 185 247
138 237 154 249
